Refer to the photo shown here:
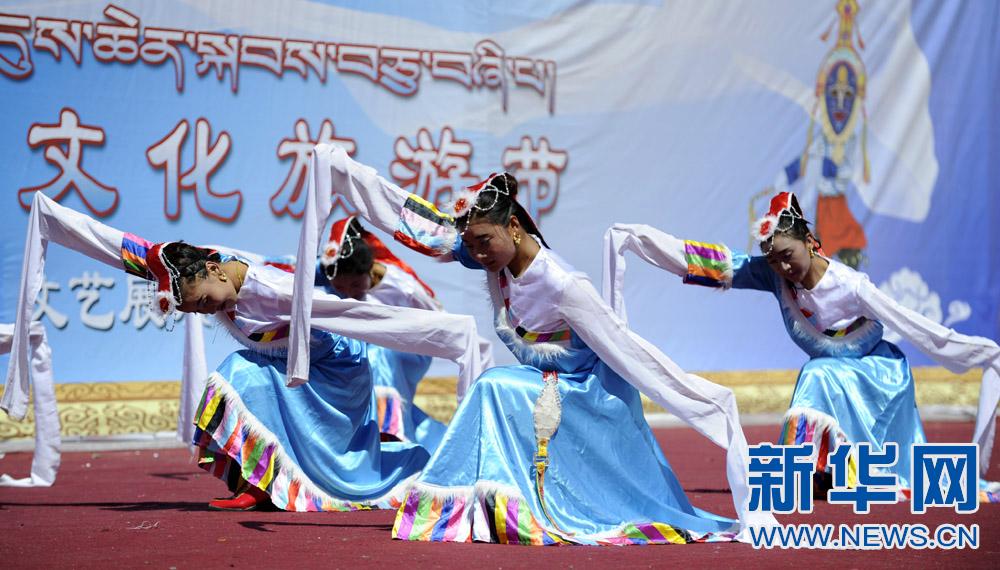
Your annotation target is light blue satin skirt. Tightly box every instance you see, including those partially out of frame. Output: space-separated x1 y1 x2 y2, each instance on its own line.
785 340 926 487
192 332 429 510
393 363 735 545
368 344 447 453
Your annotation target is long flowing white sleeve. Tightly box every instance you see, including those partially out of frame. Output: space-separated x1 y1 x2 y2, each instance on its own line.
289 143 452 387
312 144 411 235
856 277 1000 476
310 294 484 399
0 322 61 487
602 223 690 320
603 223 734 323
558 274 777 538
3 193 125 419
180 314 208 446
253 264 482 397
373 269 495 370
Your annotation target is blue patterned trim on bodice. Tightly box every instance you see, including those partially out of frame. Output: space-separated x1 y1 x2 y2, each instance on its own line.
775 276 883 358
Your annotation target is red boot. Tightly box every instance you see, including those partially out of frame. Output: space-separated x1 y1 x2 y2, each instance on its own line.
208 485 270 511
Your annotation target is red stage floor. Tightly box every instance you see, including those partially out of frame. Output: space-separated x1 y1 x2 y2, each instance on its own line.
2 422 998 568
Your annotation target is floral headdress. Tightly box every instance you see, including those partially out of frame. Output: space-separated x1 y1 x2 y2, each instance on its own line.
449 173 509 226
320 216 363 279
144 242 183 316
752 192 806 252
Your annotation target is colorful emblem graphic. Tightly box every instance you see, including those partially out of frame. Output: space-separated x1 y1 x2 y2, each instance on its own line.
753 0 870 268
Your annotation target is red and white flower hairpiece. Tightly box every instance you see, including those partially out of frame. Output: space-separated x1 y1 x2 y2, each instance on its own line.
449 173 506 219
752 191 804 243
145 242 181 316
321 215 362 277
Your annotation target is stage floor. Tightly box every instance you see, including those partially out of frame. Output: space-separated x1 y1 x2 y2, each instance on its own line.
2 422 998 568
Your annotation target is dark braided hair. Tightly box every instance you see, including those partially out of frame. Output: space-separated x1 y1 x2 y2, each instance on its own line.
324 219 374 278
161 242 222 301
455 173 550 248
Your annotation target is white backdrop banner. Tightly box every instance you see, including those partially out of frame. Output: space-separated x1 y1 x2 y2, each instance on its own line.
1 0 996 382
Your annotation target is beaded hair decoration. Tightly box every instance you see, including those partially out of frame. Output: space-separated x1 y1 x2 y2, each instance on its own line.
752 191 807 255
143 242 188 330
449 173 512 229
143 242 224 329
320 216 363 280
145 242 181 316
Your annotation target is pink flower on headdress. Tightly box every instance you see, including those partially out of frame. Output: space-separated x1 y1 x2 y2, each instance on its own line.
454 197 468 214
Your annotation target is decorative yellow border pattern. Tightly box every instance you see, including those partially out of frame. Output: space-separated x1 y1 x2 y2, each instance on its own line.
0 381 180 439
414 367 987 422
0 368 986 440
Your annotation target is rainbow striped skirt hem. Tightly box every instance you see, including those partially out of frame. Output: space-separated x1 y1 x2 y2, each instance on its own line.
779 407 859 486
192 374 400 512
392 483 736 546
375 388 406 440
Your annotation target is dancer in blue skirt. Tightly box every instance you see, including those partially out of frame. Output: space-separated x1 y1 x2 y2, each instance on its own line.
287 145 774 544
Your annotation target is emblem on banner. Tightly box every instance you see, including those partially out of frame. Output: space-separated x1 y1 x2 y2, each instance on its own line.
752 0 870 268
